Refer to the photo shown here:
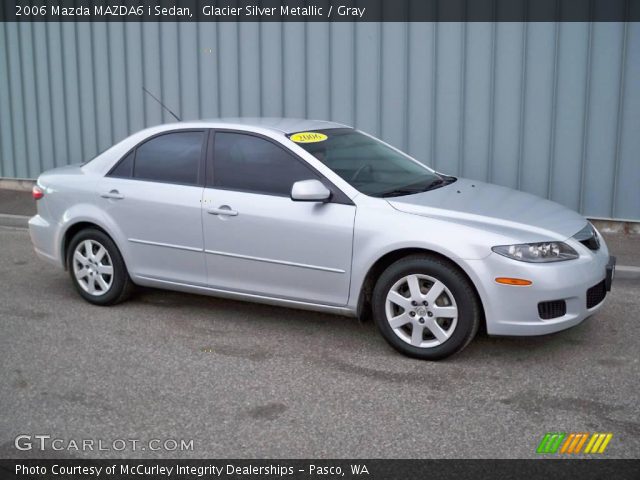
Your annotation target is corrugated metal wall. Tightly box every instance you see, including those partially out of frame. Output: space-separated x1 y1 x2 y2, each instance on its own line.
0 22 638 220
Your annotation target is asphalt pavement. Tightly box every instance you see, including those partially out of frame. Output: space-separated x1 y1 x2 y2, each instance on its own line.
0 189 33 217
0 226 638 459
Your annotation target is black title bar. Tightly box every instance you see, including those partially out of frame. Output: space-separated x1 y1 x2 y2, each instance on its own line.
1 459 640 480
2 0 639 22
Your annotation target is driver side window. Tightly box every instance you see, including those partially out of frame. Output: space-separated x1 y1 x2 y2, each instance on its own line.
210 132 319 196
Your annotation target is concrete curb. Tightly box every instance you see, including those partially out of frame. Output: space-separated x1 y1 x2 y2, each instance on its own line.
0 178 34 192
616 266 640 280
0 213 29 228
591 219 640 235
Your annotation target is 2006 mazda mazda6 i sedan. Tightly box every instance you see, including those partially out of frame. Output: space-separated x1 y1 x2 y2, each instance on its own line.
29 118 616 360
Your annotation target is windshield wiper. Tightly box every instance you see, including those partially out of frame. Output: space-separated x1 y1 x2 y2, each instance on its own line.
378 177 450 198
422 178 445 191
379 188 424 198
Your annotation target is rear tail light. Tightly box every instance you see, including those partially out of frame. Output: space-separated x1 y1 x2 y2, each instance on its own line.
32 185 44 200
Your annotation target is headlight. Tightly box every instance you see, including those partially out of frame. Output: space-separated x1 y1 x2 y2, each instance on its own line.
492 242 578 263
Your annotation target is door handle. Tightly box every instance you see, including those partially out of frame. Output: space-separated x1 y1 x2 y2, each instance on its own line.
208 206 238 216
100 190 124 200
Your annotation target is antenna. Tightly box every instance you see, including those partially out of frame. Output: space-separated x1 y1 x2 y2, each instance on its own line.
142 86 182 122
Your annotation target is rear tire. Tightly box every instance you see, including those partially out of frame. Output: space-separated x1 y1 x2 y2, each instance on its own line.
66 228 133 306
372 254 480 360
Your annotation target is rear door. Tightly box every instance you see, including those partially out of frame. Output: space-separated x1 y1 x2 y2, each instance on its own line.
202 130 355 306
99 129 207 285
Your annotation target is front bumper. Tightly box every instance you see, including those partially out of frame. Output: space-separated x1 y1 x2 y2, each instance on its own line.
466 238 613 336
605 255 616 292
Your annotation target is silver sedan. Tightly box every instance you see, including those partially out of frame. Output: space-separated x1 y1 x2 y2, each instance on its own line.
28 118 615 359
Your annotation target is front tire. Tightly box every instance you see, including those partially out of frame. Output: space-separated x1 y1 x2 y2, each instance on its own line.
67 228 132 306
372 255 481 360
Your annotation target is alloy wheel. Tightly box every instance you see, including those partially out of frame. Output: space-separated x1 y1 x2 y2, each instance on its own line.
72 239 114 296
384 274 458 348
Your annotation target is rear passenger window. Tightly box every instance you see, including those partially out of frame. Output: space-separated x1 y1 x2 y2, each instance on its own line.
133 131 204 185
109 151 134 178
212 132 318 196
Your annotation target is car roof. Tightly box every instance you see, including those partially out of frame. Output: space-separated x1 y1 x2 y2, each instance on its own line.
195 117 351 134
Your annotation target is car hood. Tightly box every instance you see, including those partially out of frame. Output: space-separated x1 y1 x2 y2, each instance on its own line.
386 178 587 241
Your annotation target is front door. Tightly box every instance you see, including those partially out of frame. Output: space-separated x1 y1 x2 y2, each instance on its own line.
202 131 355 306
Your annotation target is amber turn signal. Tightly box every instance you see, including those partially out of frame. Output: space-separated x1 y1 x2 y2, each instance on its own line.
495 277 533 286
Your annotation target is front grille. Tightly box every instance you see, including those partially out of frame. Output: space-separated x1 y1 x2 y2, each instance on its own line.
586 281 606 309
573 224 600 251
579 236 600 251
538 300 567 320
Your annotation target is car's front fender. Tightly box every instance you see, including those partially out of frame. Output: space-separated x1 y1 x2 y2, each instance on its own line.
347 199 506 312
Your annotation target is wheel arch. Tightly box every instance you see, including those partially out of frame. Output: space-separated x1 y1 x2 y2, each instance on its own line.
61 220 122 271
356 248 487 331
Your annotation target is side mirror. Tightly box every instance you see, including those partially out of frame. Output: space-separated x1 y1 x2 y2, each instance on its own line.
291 179 331 202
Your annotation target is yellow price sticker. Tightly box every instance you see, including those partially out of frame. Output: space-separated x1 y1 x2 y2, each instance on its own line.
290 132 328 143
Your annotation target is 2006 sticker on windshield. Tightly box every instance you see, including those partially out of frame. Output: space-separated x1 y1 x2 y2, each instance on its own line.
290 132 328 143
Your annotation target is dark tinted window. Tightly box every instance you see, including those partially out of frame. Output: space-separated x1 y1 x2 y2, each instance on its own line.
109 151 134 178
212 132 318 195
133 131 203 185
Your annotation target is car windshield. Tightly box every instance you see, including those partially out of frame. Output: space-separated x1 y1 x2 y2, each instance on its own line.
288 128 453 197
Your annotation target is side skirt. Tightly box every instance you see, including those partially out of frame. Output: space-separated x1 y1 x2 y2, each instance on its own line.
132 274 357 317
